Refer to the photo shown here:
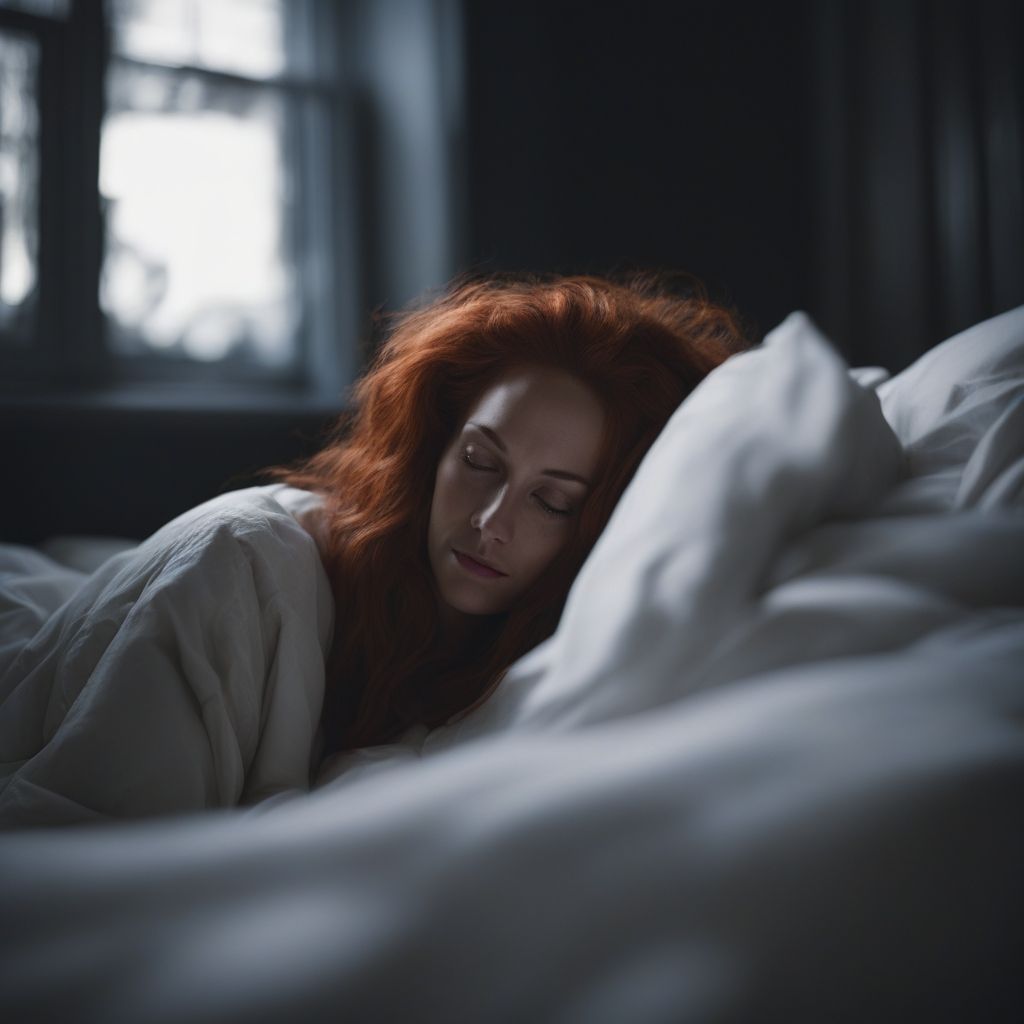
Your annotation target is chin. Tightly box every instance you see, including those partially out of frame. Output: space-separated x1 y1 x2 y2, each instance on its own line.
432 552 511 617
441 571 517 615
444 591 506 618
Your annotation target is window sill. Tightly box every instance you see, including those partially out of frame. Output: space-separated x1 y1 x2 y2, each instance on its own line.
0 383 346 418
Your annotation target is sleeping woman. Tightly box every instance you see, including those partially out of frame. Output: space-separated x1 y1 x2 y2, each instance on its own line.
275 273 749 758
0 272 749 824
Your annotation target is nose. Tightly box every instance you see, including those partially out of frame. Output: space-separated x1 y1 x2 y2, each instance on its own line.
470 484 513 543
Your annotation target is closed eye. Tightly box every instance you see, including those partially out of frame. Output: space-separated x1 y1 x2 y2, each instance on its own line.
535 496 573 517
461 451 497 472
462 450 574 517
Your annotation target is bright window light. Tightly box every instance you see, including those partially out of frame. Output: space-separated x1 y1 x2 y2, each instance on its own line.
0 29 39 341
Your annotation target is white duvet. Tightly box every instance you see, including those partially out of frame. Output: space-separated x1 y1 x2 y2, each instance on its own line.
0 486 333 823
0 309 1021 1022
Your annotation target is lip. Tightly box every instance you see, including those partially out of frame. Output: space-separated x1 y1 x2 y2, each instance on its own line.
453 549 508 579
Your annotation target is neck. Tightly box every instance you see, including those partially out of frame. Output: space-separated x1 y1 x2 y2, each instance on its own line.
435 603 477 655
434 598 508 660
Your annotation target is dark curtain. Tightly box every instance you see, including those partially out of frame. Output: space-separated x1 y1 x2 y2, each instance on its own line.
813 0 1024 369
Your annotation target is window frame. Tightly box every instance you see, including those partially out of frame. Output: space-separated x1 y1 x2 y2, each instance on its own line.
0 0 357 407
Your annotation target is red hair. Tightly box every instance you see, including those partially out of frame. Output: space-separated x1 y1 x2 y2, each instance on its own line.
274 273 750 752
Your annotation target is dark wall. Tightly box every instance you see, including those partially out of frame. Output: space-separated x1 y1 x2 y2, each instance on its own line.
2 403 336 545
462 0 812 340
462 0 1024 366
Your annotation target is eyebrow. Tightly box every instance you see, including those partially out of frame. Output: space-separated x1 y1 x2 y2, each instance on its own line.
466 422 592 486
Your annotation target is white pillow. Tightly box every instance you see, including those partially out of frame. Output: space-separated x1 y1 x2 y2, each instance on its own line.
878 304 1024 445
322 309 1024 784
420 312 904 748
873 305 1024 514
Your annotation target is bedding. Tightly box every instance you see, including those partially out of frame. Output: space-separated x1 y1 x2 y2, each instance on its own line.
0 486 333 824
0 307 1021 1022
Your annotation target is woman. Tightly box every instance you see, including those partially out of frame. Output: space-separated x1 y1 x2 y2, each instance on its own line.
275 272 749 758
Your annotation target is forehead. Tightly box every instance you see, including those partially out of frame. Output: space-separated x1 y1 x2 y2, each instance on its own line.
462 365 605 468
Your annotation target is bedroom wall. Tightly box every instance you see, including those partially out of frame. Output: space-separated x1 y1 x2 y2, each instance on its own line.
460 0 813 346
461 0 1024 368
3 0 1021 544
1 401 337 544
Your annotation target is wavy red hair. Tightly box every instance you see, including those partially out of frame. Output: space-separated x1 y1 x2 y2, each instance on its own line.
273 272 750 752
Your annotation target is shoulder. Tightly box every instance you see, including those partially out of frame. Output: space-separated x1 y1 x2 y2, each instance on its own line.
126 486 330 604
131 486 334 647
148 486 322 551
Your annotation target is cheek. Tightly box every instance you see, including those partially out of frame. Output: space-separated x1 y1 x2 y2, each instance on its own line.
518 524 572 581
429 461 466 533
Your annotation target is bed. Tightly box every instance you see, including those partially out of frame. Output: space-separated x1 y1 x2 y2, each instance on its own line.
1 307 1021 1022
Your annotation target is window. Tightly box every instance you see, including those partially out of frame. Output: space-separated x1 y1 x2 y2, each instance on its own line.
0 0 465 407
0 0 355 402
0 23 40 350
103 1 309 372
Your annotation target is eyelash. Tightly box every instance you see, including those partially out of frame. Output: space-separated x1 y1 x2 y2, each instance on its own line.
460 451 573 517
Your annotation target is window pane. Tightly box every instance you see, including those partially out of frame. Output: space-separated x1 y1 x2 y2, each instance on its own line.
0 28 39 347
109 0 293 80
100 62 301 368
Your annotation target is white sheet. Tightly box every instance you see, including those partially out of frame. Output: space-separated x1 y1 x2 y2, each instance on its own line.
0 307 1021 1022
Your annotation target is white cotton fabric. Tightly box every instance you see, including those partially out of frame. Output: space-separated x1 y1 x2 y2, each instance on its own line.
0 307 1022 1022
0 486 333 825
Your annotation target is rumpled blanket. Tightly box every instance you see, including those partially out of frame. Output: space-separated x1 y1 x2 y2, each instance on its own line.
0 308 1021 1022
0 486 333 825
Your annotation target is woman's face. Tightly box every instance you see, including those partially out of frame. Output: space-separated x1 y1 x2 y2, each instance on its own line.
427 364 605 630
